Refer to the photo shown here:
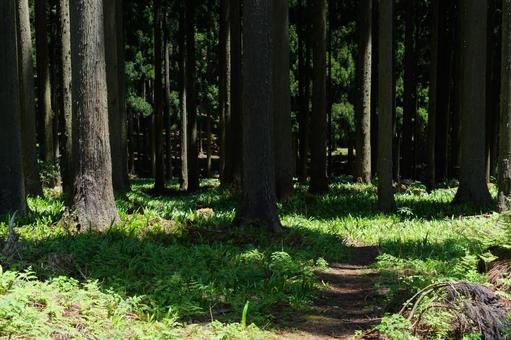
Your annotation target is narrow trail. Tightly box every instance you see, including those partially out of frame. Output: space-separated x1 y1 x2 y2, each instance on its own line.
277 247 387 339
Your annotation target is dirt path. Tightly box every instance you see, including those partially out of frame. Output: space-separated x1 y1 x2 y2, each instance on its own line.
277 247 386 339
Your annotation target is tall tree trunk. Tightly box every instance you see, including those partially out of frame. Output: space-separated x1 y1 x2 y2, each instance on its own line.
185 0 199 192
35 0 55 163
0 0 26 214
355 0 372 183
223 0 243 189
17 0 43 196
153 0 165 192
58 0 73 200
164 23 173 180
235 0 281 232
453 0 492 206
297 0 310 182
310 0 329 194
427 0 439 190
487 0 500 181
377 0 396 212
219 0 231 181
273 0 294 200
499 0 511 211
69 0 119 231
179 8 189 191
401 0 417 180
104 0 129 193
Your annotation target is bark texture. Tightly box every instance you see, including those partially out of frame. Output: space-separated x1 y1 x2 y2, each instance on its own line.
0 0 26 214
453 0 492 206
377 0 396 212
355 0 373 183
153 0 165 192
310 0 329 194
17 0 43 196
235 0 282 232
273 0 294 200
69 0 119 231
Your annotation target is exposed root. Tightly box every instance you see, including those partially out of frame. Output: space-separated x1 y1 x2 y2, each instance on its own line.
399 281 511 339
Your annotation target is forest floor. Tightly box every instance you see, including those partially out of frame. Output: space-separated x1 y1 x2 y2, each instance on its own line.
0 178 507 339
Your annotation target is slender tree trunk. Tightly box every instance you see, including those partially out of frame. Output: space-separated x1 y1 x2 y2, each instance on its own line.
179 9 189 191
377 0 396 212
401 0 417 180
297 0 310 182
453 0 492 206
153 0 165 192
17 0 43 196
273 0 294 200
219 0 231 181
235 0 281 232
498 0 511 211
355 0 372 183
69 0 119 231
223 0 243 189
35 0 55 163
185 0 199 192
487 0 500 181
310 0 329 194
164 24 173 180
427 0 439 191
0 0 26 214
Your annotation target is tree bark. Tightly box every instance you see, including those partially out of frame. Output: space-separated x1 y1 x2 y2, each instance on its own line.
235 0 282 232
179 8 189 191
453 0 492 206
499 0 511 211
219 0 231 181
0 0 26 214
17 0 43 196
310 0 329 194
35 0 55 163
427 0 439 191
401 0 417 180
377 0 396 212
69 0 119 231
153 0 165 192
185 0 200 192
297 0 310 182
355 0 372 183
273 0 294 200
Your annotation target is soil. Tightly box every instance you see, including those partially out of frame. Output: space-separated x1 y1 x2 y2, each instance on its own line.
277 246 387 339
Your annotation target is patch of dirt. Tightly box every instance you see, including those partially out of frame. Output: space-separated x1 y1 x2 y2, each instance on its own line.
277 247 387 339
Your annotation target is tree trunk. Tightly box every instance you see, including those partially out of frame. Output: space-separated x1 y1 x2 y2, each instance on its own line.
427 0 439 191
499 0 511 211
17 0 43 196
487 0 500 181
355 0 372 183
297 0 310 182
273 0 294 200
453 0 492 206
219 0 231 181
153 0 165 192
35 0 55 163
310 0 329 194
179 8 189 191
185 0 199 192
401 0 417 180
235 0 281 232
377 0 396 212
223 0 243 189
164 23 173 180
69 0 119 231
0 0 26 214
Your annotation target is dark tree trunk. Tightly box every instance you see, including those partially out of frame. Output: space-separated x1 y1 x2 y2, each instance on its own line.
401 0 417 180
310 0 329 194
355 0 373 183
17 0 43 196
498 0 511 211
273 0 294 200
219 0 231 181
164 23 173 180
223 0 243 189
153 0 165 192
377 0 395 212
453 0 492 206
185 0 199 192
235 0 281 232
0 0 26 214
297 0 310 182
179 9 189 191
35 0 55 163
427 0 439 190
69 0 119 231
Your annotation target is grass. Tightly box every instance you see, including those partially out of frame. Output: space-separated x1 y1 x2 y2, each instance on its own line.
0 178 506 339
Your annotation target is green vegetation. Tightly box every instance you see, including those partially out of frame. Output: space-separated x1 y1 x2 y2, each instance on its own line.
0 179 507 338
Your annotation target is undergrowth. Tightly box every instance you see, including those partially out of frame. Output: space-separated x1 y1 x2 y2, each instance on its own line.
0 179 505 339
